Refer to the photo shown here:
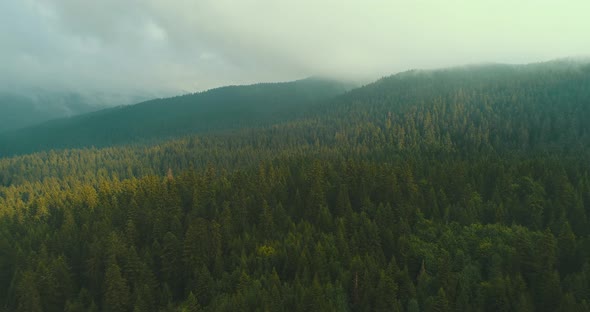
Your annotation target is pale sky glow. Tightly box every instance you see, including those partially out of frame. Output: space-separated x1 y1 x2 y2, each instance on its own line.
1 0 589 95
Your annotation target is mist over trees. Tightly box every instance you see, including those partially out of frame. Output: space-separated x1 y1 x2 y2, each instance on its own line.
0 90 151 133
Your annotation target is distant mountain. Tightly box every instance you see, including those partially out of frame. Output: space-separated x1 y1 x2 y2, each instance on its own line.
0 90 150 133
0 78 354 155
3 60 588 158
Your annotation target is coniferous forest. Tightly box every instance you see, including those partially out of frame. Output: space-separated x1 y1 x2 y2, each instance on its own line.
2 61 590 311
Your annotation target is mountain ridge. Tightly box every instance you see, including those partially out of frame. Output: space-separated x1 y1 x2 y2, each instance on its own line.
0 77 354 156
2 59 589 157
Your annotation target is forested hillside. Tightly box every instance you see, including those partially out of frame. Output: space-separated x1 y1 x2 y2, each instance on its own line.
0 78 352 156
1 61 590 311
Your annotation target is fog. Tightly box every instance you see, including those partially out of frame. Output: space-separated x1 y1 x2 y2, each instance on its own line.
2 0 590 95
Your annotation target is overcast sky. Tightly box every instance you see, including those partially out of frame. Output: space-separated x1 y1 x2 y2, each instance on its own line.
2 0 590 95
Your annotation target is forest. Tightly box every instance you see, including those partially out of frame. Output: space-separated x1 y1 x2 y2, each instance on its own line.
1 60 590 311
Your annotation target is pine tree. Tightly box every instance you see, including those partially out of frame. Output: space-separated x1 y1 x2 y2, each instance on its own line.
375 268 400 311
432 288 449 312
16 271 42 312
103 258 130 312
557 219 577 274
182 292 201 312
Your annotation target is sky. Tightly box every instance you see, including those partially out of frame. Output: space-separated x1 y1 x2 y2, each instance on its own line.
1 0 590 96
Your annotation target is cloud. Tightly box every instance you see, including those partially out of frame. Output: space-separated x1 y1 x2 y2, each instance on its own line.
1 0 590 96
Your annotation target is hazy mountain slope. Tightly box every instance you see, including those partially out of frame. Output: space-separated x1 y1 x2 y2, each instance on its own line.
2 60 589 184
0 78 353 156
0 90 150 133
307 60 590 153
2 60 589 158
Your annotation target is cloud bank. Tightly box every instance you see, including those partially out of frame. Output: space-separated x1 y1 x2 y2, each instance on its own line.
2 0 590 95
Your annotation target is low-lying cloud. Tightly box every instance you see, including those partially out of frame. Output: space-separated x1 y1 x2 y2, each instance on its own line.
2 0 590 95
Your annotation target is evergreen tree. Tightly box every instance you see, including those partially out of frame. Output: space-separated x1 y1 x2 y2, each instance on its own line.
104 258 130 312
